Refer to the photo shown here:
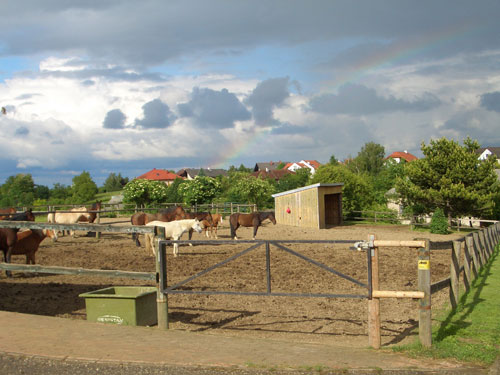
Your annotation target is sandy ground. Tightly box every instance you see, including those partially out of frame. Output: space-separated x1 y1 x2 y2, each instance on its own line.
0 217 465 348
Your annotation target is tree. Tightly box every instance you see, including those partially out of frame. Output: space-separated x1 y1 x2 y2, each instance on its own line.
49 183 72 203
227 176 275 208
348 142 385 176
0 174 36 206
123 179 169 206
71 171 98 203
178 176 221 206
275 168 311 193
311 163 375 214
396 137 500 220
329 154 339 165
103 173 128 192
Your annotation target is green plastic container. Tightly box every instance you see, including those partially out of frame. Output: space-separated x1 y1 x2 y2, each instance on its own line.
79 286 157 326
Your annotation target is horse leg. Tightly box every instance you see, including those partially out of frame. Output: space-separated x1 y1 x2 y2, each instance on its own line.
188 229 193 246
252 218 260 240
5 247 13 277
172 235 180 257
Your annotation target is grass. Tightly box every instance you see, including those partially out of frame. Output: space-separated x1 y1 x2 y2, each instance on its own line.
392 245 500 365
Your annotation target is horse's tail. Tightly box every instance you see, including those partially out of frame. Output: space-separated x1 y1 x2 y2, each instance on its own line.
229 214 236 239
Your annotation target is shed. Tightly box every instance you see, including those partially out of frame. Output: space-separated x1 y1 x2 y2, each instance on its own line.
272 183 343 229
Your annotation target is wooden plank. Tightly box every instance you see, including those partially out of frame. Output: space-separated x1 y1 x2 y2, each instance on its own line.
0 221 155 234
368 234 381 349
373 240 426 248
449 240 462 309
0 263 155 280
372 290 424 299
464 236 474 291
418 240 432 347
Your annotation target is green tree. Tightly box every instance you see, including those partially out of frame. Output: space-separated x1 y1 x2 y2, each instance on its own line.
178 176 221 205
227 175 276 208
0 174 36 206
103 173 128 192
123 179 170 206
49 183 72 203
311 164 375 214
348 142 385 176
71 171 98 203
275 168 311 193
396 137 500 220
165 178 185 203
329 154 339 165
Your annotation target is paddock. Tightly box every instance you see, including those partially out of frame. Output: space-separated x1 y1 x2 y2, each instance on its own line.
0 218 494 348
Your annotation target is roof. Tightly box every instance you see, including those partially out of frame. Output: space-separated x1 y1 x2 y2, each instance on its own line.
251 169 294 181
253 161 287 172
177 168 228 178
136 168 180 181
477 147 500 158
386 151 418 162
272 183 343 198
284 160 321 170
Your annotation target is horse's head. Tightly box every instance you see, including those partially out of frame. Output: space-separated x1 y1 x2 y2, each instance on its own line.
192 219 203 233
268 212 277 225
175 205 187 220
25 209 35 222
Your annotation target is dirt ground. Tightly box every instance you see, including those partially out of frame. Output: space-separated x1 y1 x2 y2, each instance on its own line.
0 217 465 348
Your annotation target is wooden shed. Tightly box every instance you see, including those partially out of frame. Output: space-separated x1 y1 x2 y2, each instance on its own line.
272 183 343 229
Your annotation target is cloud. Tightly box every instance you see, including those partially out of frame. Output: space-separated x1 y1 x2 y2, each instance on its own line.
134 99 175 129
103 109 126 129
245 77 290 125
309 84 441 115
15 126 29 136
479 91 500 112
178 87 251 128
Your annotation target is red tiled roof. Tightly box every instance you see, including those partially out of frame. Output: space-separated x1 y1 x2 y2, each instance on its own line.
386 151 418 162
136 168 181 181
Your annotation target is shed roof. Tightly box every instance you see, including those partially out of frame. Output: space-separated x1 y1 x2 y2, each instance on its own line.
272 183 343 198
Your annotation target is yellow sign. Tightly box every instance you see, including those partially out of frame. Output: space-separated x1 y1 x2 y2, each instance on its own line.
418 260 430 270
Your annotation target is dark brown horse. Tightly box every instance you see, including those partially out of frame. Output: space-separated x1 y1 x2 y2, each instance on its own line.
229 211 276 240
0 207 16 220
185 212 213 241
1 209 35 277
130 205 187 246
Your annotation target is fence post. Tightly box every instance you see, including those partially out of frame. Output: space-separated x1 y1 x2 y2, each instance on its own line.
155 226 168 330
485 227 493 259
450 240 462 309
418 239 432 347
367 234 381 349
471 232 482 273
95 209 101 240
464 235 474 291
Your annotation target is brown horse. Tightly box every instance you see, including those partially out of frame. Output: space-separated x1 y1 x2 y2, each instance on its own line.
0 207 16 220
130 205 187 246
1 209 35 277
202 213 223 239
185 212 213 242
229 211 276 240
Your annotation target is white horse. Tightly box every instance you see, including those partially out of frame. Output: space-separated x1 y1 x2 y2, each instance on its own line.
145 219 202 257
47 207 91 240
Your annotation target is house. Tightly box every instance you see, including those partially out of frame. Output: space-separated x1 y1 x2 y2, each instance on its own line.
385 150 418 163
477 147 500 164
251 169 295 181
176 168 228 180
253 161 287 172
136 168 182 185
283 160 321 175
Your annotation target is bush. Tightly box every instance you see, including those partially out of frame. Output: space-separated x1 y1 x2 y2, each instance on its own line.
430 208 448 234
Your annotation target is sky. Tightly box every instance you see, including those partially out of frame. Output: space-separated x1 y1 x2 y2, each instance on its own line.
1 1 500 187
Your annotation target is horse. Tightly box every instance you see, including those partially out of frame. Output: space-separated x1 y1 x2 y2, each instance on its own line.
0 207 16 220
185 212 213 242
47 207 91 239
201 213 223 239
13 229 56 265
1 209 36 277
145 219 202 257
130 205 187 247
229 211 276 240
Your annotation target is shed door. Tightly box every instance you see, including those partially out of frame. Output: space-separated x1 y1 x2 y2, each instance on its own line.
325 193 341 226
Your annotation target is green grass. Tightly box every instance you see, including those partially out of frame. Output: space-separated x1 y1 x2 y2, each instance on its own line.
95 190 122 203
392 245 500 365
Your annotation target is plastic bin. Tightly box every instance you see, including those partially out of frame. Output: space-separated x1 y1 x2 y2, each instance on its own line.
79 286 157 326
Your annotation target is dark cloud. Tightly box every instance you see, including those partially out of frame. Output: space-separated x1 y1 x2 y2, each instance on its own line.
103 109 126 129
178 87 250 128
309 84 441 115
15 126 29 136
480 91 500 112
134 99 175 129
245 77 290 125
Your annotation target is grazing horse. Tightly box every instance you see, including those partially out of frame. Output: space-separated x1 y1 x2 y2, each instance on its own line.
229 211 276 240
13 229 56 264
0 209 35 277
47 207 91 239
201 213 223 239
145 219 203 257
185 212 213 242
130 205 187 247
0 207 16 220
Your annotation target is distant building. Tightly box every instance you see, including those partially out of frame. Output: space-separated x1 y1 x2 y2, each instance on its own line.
136 168 182 185
253 161 287 173
283 160 321 175
477 147 500 164
385 150 418 163
176 168 228 180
